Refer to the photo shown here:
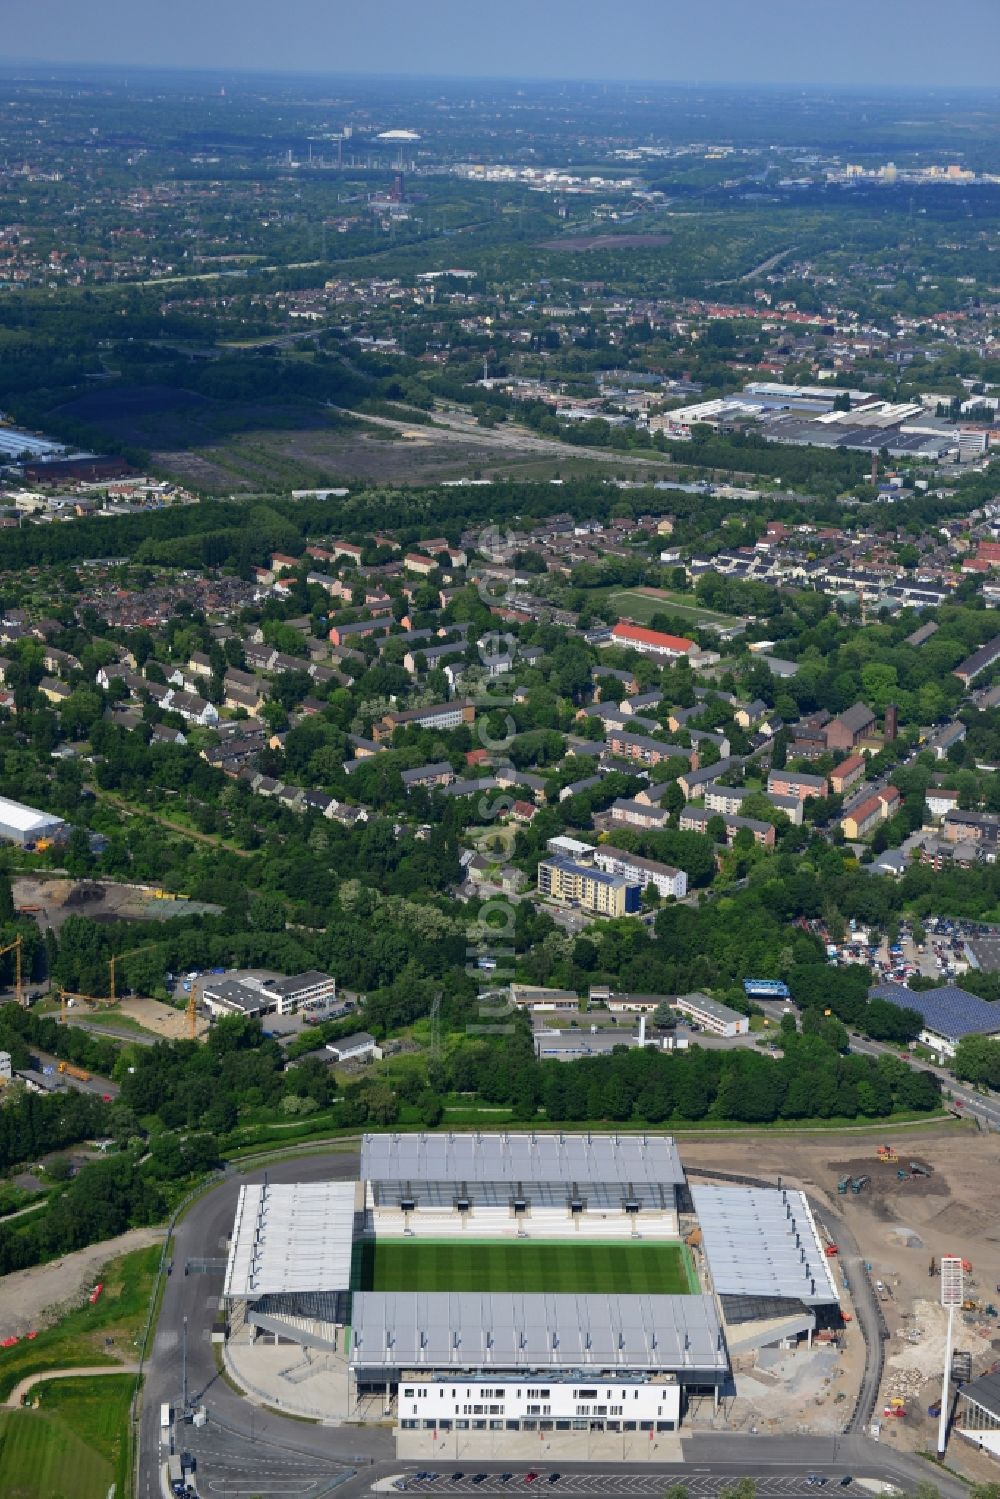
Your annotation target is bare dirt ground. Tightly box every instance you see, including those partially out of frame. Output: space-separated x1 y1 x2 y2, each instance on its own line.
13 875 217 932
0 1225 165 1341
684 1123 1000 1459
115 995 208 1041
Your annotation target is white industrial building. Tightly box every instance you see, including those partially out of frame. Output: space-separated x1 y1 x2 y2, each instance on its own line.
201 968 338 1018
672 992 749 1037
360 1131 686 1240
0 793 66 847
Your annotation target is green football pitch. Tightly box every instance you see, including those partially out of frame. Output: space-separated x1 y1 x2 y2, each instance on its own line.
357 1239 693 1295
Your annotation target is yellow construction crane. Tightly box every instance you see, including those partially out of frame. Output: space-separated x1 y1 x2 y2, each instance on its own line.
58 987 115 1025
109 942 161 1003
0 935 24 1008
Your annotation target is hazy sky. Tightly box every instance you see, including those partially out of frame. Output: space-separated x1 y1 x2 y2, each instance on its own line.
6 0 1000 88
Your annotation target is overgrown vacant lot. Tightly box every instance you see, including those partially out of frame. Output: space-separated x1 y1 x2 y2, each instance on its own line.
359 1238 694 1295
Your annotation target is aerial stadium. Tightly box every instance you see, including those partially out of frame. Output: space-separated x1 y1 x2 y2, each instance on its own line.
221 1132 841 1458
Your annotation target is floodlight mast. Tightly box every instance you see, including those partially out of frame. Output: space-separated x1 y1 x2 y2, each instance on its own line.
938 1255 964 1457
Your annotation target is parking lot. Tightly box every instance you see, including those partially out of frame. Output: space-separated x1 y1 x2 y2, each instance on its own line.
382 1473 858 1497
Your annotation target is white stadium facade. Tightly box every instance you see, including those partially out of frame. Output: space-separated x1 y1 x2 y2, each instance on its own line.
220 1133 842 1458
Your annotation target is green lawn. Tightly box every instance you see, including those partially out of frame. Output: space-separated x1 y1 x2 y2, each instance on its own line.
606 587 745 630
358 1238 693 1295
0 1373 134 1499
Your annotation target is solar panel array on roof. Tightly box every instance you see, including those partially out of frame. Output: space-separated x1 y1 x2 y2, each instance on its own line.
224 1181 356 1299
351 1291 726 1375
691 1185 839 1309
360 1132 684 1187
869 981 1000 1042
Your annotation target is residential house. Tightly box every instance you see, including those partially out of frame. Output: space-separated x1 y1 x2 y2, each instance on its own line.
841 786 901 839
829 753 866 795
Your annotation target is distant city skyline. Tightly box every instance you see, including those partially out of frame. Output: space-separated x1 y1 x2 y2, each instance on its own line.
5 0 1000 90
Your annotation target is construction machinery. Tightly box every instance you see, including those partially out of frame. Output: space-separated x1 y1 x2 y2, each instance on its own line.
0 935 24 1008
929 1257 938 1278
186 987 197 1041
877 1144 898 1163
837 1176 851 1195
57 1061 91 1082
897 1168 911 1181
825 1243 839 1257
850 1175 870 1194
58 988 114 1024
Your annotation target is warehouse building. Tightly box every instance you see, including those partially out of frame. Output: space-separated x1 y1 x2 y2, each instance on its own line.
201 969 337 1019
0 793 66 847
360 1131 686 1240
868 980 1000 1059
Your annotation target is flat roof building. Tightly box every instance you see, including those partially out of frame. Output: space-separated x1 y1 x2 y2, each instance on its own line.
672 992 749 1038
537 857 641 918
0 794 65 847
868 980 1000 1058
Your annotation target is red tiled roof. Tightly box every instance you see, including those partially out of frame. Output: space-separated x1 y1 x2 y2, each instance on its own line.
611 622 694 653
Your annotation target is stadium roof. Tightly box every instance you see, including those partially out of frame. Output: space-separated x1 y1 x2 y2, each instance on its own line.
361 1132 685 1187
691 1185 839 1308
223 1181 355 1299
868 981 1000 1042
351 1291 726 1374
0 793 64 835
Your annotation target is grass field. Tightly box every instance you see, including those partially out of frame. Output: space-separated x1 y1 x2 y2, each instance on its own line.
358 1239 694 1295
606 587 746 631
0 1374 134 1499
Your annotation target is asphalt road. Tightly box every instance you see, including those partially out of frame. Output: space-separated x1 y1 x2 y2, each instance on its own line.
849 1036 1000 1128
141 1158 969 1499
140 1151 387 1499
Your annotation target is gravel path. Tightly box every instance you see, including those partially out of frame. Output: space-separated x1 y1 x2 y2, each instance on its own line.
5 1362 140 1408
0 1225 166 1340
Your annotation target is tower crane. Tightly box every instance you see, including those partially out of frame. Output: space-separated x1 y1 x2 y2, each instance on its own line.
0 935 24 1007
109 942 160 1003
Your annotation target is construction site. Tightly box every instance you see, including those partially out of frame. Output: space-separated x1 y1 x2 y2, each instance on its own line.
682 1124 1000 1477
12 874 220 931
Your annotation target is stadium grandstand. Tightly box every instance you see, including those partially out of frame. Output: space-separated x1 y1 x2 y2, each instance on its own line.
360 1130 686 1238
